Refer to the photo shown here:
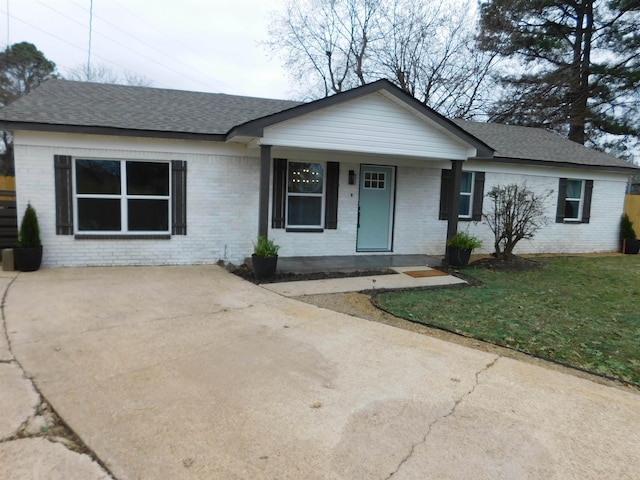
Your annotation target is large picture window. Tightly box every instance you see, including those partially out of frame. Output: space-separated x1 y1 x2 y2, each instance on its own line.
75 159 170 233
286 162 325 228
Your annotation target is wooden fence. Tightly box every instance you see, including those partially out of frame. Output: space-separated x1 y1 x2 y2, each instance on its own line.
624 195 640 237
0 177 17 249
0 190 17 250
0 176 15 200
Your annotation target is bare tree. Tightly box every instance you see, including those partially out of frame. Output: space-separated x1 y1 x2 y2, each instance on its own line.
65 62 152 87
266 0 497 118
266 0 368 98
483 184 553 258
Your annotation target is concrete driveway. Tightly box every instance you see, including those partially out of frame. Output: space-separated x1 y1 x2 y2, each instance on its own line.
4 265 640 479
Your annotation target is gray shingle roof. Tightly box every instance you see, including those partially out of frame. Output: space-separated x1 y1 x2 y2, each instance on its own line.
0 79 301 135
453 119 634 170
1 78 635 171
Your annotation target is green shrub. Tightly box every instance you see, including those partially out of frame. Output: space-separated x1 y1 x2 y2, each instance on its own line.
17 203 41 248
253 235 279 257
446 231 483 250
620 214 637 241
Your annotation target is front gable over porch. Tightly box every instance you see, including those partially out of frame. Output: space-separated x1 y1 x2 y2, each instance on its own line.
261 92 474 160
228 79 494 161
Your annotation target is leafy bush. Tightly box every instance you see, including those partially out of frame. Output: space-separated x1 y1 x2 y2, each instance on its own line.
253 235 280 257
620 214 637 241
446 231 483 250
17 203 41 248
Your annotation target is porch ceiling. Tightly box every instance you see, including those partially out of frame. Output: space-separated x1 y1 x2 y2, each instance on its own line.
261 145 461 167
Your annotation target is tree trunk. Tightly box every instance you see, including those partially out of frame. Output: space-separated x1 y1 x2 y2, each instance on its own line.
568 1 593 145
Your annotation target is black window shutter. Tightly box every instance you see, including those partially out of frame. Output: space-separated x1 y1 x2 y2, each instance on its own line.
54 155 73 235
439 169 452 220
472 172 485 221
581 180 593 223
556 178 567 223
272 158 287 228
325 162 339 229
171 160 187 235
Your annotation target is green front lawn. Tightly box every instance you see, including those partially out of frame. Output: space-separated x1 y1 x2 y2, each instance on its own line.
374 256 640 385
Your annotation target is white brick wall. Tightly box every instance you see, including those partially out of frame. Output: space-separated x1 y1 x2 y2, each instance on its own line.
14 132 261 267
458 161 628 255
13 131 629 267
272 159 627 257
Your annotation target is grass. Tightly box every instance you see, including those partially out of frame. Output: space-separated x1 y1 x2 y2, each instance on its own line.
374 255 640 385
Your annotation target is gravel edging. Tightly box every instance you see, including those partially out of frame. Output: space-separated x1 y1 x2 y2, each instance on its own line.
296 291 640 395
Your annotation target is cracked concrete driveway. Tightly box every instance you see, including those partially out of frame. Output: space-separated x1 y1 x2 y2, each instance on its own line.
5 265 640 479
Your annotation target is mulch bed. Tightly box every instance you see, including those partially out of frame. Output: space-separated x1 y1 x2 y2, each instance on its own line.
226 263 396 284
469 255 541 272
227 254 539 286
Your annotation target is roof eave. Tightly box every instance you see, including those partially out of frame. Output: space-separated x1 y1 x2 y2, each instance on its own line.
1 121 227 142
475 155 640 173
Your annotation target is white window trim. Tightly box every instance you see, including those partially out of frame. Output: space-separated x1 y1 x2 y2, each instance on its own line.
73 158 171 235
459 171 474 219
564 179 585 221
285 161 326 229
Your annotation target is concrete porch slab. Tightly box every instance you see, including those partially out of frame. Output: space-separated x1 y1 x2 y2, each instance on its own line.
275 254 442 273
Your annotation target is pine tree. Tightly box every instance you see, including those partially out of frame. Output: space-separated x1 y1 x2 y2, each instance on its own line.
478 0 640 158
0 42 56 106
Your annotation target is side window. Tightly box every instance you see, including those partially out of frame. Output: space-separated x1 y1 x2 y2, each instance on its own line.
459 171 474 218
564 179 584 220
439 169 485 221
556 178 593 224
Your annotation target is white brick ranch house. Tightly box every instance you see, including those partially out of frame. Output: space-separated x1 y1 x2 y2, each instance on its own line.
1 78 637 268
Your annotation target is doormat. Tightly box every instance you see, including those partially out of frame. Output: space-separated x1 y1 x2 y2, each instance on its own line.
403 269 448 278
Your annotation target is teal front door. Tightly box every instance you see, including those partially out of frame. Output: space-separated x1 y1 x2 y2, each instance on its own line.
356 165 395 251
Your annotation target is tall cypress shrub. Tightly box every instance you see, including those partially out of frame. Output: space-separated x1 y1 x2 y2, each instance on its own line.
17 203 41 247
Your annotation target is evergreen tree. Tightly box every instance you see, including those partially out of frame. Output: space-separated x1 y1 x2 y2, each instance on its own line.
0 42 56 173
0 42 56 106
478 0 640 158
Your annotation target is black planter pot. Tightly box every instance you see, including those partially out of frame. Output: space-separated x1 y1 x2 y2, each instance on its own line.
251 254 278 279
14 246 43 272
447 246 472 267
623 239 640 255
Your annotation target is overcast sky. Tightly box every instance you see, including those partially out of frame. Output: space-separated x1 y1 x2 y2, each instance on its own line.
2 0 293 99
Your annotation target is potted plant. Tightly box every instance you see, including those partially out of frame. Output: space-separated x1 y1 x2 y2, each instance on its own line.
14 203 43 272
251 235 280 279
446 231 483 267
620 214 640 254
